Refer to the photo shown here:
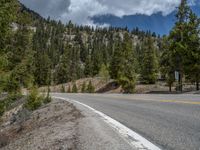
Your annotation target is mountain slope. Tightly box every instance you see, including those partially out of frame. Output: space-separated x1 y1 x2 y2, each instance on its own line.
92 5 200 35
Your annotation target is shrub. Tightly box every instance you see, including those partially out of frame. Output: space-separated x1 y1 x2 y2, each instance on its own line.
61 84 65 93
6 93 22 102
87 81 95 93
81 82 86 93
67 85 71 93
99 64 110 82
4 73 21 94
119 76 136 93
25 87 42 111
72 83 78 93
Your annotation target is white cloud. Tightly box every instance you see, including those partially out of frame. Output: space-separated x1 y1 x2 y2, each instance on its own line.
19 0 185 26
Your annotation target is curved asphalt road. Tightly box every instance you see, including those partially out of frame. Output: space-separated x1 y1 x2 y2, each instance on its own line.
52 93 200 150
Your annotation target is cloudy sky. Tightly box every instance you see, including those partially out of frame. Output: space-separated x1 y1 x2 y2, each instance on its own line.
19 0 197 26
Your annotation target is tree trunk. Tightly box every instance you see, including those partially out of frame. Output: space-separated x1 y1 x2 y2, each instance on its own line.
180 74 183 92
178 73 183 92
196 75 199 91
196 81 199 91
169 84 172 92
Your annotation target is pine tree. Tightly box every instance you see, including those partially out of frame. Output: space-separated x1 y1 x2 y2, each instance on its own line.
4 73 21 94
91 37 103 76
184 12 200 90
161 36 175 92
99 64 110 82
168 0 191 91
134 43 141 74
54 47 70 84
8 24 35 88
109 34 122 79
72 83 78 93
69 46 83 81
0 0 17 51
84 54 93 77
0 0 18 92
34 53 51 86
110 33 136 93
81 81 86 93
140 36 159 84
118 33 136 93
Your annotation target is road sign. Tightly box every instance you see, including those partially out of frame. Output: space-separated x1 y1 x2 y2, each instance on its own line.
175 71 179 81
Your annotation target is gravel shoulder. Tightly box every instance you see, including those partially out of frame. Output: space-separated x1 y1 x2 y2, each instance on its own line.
73 101 134 150
0 98 133 150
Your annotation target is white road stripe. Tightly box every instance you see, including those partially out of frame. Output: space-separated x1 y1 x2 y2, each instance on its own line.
53 96 161 150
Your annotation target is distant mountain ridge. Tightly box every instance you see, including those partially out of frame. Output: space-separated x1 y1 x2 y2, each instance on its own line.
92 5 200 35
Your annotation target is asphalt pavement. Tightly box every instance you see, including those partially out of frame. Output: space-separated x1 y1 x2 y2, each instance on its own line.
52 93 200 150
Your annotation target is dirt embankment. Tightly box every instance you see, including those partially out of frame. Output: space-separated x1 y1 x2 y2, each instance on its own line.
39 78 110 93
0 99 83 150
38 77 171 94
39 77 199 94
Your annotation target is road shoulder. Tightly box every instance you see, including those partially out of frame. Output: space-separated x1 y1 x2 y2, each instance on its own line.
74 100 134 150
